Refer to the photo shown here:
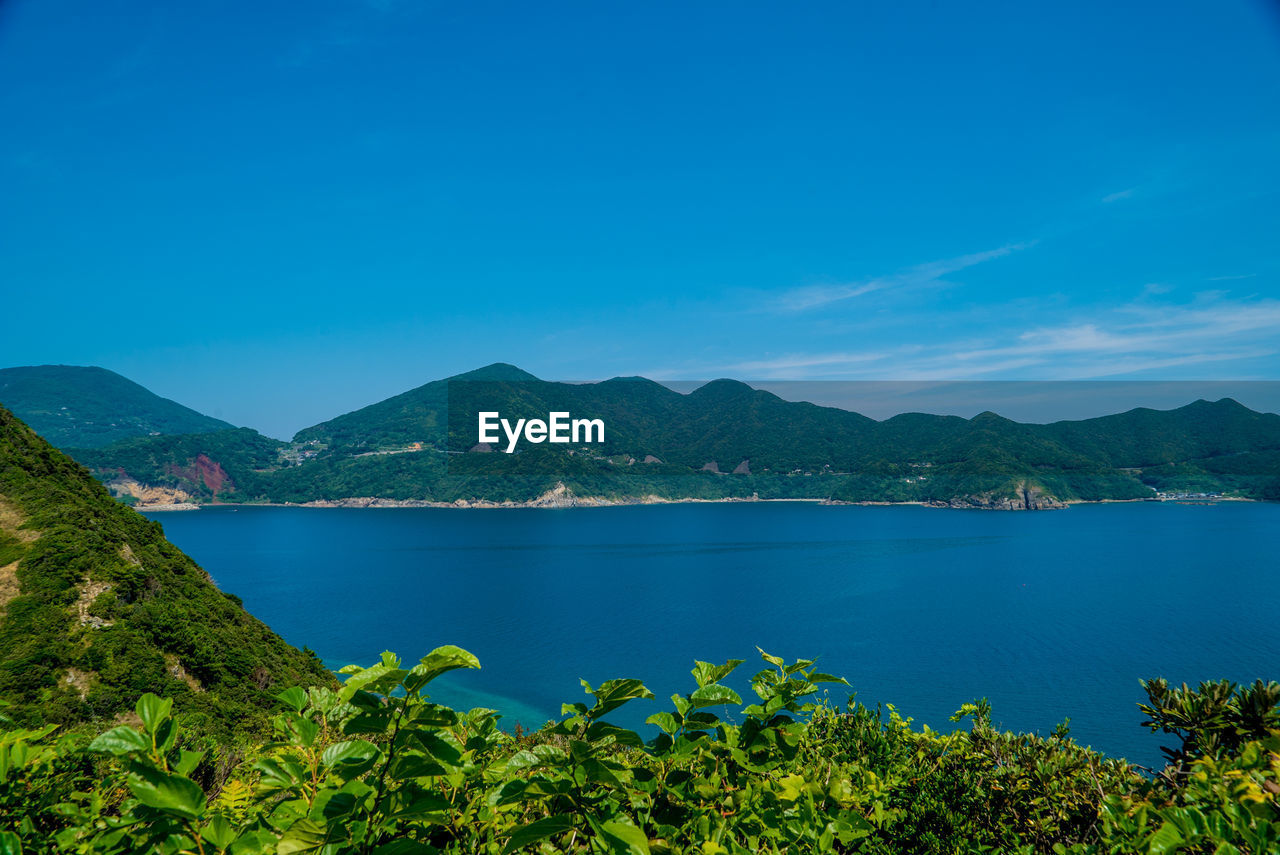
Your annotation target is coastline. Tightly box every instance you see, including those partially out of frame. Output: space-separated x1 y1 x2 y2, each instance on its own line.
135 493 1262 512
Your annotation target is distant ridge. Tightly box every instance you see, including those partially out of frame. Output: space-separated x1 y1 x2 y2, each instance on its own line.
0 365 233 448
9 363 1280 507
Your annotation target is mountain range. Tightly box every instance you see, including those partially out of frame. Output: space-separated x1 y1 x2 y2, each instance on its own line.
3 363 1279 508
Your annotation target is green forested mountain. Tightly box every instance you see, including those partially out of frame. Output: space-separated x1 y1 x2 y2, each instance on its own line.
294 362 540 452
15 363 1280 507
0 405 330 737
0 365 234 448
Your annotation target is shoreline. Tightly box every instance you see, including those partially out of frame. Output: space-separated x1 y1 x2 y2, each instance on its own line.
135 493 1262 512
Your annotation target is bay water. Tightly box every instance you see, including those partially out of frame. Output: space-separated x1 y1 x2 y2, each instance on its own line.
147 501 1279 768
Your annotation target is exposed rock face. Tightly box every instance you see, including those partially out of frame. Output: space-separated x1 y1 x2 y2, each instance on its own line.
525 482 579 508
106 476 194 507
732 459 751 475
930 482 1067 511
168 454 232 499
469 442 493 453
165 654 204 693
701 461 721 473
74 579 114 628
643 455 663 464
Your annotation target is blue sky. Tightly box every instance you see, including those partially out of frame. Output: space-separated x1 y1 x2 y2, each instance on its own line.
2 0 1278 439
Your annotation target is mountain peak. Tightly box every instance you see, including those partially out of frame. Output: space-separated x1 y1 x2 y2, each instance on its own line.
690 378 756 399
447 363 542 383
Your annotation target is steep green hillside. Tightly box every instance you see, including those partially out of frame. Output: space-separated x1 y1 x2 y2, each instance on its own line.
0 365 233 448
0 405 330 738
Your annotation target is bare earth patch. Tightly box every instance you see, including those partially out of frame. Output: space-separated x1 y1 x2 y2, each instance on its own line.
0 495 40 543
164 653 204 693
75 579 114 628
0 561 19 613
64 667 94 700
106 477 194 507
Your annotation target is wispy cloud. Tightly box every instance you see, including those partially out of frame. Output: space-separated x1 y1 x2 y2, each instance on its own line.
1102 187 1136 204
773 242 1034 312
1206 273 1256 282
658 294 1280 381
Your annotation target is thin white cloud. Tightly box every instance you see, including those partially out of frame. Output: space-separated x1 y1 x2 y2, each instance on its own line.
658 294 1280 381
1206 273 1256 281
1102 188 1136 203
774 242 1034 312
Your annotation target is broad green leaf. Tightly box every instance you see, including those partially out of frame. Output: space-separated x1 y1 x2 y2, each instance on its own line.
646 712 680 735
286 716 320 748
776 773 806 803
808 672 849 685
388 791 452 820
407 703 459 728
343 708 396 734
388 754 448 780
409 729 464 766
598 819 651 855
276 819 328 855
135 694 173 734
174 748 205 777
408 645 481 688
683 712 723 731
583 758 628 786
88 726 149 756
587 678 654 719
128 765 207 821
316 790 359 820
200 815 237 849
689 684 742 709
757 648 785 668
0 830 21 855
586 720 644 746
321 739 380 771
502 814 575 854
691 659 743 688
371 842 435 855
339 662 408 702
503 743 568 773
277 687 308 713
1147 821 1185 855
154 716 179 755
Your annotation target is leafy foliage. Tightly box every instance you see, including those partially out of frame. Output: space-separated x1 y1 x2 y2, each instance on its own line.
2 648 1276 854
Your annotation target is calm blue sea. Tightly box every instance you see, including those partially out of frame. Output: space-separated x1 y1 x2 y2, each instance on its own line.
147 501 1279 768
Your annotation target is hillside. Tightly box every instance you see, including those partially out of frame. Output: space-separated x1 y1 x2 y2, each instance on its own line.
24 364 1280 508
0 365 233 448
0 405 330 738
294 362 540 452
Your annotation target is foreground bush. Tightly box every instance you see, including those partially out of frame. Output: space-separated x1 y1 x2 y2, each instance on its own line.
1 648 1277 854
